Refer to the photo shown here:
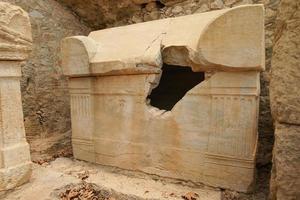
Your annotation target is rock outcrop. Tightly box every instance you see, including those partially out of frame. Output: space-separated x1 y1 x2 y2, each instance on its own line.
269 0 300 199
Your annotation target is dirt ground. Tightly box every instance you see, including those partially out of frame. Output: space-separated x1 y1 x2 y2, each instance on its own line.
0 155 271 200
0 157 221 200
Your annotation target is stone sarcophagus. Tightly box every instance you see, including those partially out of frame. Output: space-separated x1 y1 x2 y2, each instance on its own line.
0 3 32 191
62 5 264 192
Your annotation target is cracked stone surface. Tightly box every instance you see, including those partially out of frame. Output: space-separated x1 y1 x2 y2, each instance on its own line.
61 5 264 192
4 0 279 170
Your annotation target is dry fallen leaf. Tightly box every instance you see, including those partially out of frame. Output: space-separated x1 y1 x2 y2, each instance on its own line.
77 171 89 180
169 192 176 197
181 192 199 200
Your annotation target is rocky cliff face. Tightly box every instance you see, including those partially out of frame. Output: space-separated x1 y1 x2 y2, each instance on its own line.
270 0 300 199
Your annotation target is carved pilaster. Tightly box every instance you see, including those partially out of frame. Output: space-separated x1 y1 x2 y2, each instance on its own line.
68 77 95 163
0 3 32 191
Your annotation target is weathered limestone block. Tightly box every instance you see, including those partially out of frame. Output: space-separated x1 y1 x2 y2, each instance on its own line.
270 123 300 199
0 2 32 191
270 0 300 199
62 5 264 192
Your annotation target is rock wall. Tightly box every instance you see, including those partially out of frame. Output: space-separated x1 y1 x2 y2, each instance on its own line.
2 0 91 159
269 0 300 199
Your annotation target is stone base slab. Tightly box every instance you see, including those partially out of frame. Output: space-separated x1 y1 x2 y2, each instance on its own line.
0 162 32 191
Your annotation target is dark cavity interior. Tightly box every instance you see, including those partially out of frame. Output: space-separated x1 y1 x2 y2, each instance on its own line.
148 64 205 111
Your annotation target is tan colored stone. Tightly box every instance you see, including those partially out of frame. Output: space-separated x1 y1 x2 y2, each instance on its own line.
62 5 264 192
0 2 32 191
195 4 210 13
0 2 32 60
210 0 224 9
2 158 221 200
172 6 183 14
144 10 161 21
63 5 264 76
132 0 156 5
269 0 300 199
160 0 186 6
145 2 159 12
233 0 253 7
55 2 276 175
2 0 92 157
224 0 238 7
270 0 300 125
270 123 300 199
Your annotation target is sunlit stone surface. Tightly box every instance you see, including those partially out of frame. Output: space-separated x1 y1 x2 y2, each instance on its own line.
0 2 32 191
62 5 264 192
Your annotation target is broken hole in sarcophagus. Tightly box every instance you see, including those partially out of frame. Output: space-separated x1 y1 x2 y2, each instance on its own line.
62 5 264 192
147 64 205 111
